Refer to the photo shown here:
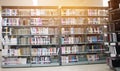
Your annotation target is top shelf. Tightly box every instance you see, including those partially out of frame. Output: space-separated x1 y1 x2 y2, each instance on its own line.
2 6 58 9
61 6 108 9
2 6 108 9
2 6 108 17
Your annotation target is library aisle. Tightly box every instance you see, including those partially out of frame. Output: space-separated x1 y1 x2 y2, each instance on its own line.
0 51 112 71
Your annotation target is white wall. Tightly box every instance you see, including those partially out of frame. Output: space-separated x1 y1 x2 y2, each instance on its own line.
0 0 103 6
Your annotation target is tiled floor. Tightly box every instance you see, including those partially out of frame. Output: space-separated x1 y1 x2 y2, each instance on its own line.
0 51 113 71
1 64 113 71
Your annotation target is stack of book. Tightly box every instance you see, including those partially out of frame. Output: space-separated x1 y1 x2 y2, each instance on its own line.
31 57 51 64
61 36 83 44
30 36 57 45
2 58 28 65
2 47 30 56
31 47 58 56
61 45 86 54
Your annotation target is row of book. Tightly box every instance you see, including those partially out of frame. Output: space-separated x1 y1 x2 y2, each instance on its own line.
2 35 17 45
61 54 105 63
107 33 117 42
2 35 103 45
2 45 105 57
2 36 58 45
30 36 58 45
86 27 103 34
2 56 58 65
61 9 107 16
19 37 31 45
2 9 58 16
3 27 104 36
61 36 103 44
61 18 108 25
61 45 105 54
2 47 59 56
2 47 30 56
31 57 51 64
61 27 103 34
18 36 58 45
2 18 59 26
32 56 59 64
61 36 84 44
61 45 85 54
31 27 58 35
2 18 108 26
2 57 28 65
31 48 59 56
12 28 30 35
2 27 58 35
86 45 105 52
88 9 108 16
87 36 103 43
2 8 107 16
61 28 84 34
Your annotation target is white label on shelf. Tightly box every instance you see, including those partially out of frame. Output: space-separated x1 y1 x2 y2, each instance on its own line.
110 43 116 45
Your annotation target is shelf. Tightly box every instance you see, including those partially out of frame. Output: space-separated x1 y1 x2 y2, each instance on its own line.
61 24 107 27
2 55 31 57
5 44 31 46
61 33 85 36
85 33 104 36
86 42 104 44
2 16 59 18
62 60 106 66
2 64 31 68
61 42 104 45
61 52 105 55
61 6 108 9
31 55 58 57
88 60 106 64
2 25 58 27
31 44 58 46
61 43 86 45
62 61 89 65
3 44 58 46
9 34 58 36
61 16 108 18
2 6 58 9
31 63 59 67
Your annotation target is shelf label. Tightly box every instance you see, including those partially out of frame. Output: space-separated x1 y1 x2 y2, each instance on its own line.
110 43 116 45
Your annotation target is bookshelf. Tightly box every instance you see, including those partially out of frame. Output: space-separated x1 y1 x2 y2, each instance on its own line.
107 0 120 70
60 6 108 65
1 6 60 67
1 6 108 67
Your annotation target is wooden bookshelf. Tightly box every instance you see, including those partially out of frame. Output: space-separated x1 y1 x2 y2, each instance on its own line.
107 0 120 70
1 6 108 68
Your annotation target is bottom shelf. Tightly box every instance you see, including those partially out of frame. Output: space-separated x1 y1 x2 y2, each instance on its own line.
62 60 106 66
31 63 59 67
2 64 31 68
2 63 59 68
1 60 106 68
